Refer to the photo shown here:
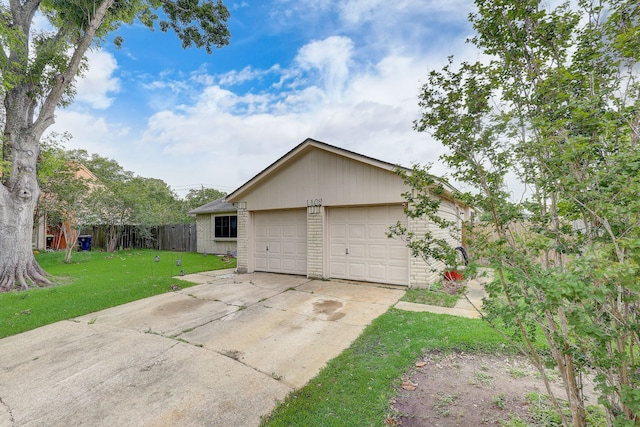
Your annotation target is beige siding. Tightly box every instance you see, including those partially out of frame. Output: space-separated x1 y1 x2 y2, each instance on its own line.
236 149 406 210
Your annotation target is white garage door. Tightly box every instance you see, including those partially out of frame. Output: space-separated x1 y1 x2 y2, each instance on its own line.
329 205 409 286
254 210 307 275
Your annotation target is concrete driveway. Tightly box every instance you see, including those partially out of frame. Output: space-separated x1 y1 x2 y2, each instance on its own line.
0 272 404 427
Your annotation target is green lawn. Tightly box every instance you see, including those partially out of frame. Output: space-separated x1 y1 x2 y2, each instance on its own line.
0 250 235 339
261 309 515 426
401 286 461 307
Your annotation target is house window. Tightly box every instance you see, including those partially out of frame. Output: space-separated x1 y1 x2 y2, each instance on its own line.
214 215 237 238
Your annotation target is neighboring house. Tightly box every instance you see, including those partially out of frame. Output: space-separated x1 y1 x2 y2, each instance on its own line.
225 138 470 288
189 197 238 256
33 163 99 250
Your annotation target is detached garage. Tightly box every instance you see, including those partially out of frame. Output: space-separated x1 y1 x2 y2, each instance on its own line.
226 138 469 287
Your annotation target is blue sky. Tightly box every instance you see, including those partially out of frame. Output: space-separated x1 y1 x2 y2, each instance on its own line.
50 0 479 197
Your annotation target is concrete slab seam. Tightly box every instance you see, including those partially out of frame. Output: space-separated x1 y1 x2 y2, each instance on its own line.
163 279 315 343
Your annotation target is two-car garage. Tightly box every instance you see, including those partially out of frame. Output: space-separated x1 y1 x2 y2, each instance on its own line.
227 139 465 288
251 205 409 285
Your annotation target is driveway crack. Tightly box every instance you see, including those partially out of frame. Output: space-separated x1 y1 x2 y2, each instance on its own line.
139 341 180 372
0 395 16 426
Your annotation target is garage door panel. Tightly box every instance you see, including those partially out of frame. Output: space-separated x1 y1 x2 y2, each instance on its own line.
268 225 282 238
330 224 346 239
368 208 387 221
255 226 268 238
389 266 408 282
368 224 389 240
330 243 345 257
368 245 386 259
348 244 366 258
348 263 366 278
348 207 367 220
368 265 387 281
255 257 268 270
348 224 365 239
388 245 407 261
282 242 297 255
268 258 282 271
268 242 282 256
330 205 409 286
330 262 346 276
282 224 296 238
254 210 306 275
282 259 298 272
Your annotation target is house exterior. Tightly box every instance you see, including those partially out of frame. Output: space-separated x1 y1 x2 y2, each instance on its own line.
33 163 100 250
189 197 238 256
225 138 469 288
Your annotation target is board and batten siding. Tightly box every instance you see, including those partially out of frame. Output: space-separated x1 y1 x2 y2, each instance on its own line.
236 149 406 210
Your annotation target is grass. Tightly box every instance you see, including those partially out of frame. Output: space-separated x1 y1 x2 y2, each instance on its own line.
0 249 235 339
261 308 515 426
401 284 462 307
1 256 601 426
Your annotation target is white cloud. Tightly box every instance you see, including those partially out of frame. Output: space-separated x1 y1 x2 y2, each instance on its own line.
338 0 386 25
130 38 459 192
73 49 120 109
51 110 128 158
295 36 353 102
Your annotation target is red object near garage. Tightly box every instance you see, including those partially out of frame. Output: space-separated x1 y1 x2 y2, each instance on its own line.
444 270 465 281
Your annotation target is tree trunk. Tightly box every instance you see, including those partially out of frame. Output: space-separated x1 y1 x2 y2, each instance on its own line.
62 222 78 264
0 133 50 291
0 72 53 290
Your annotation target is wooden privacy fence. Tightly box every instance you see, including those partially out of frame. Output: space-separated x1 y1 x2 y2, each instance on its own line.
79 224 197 252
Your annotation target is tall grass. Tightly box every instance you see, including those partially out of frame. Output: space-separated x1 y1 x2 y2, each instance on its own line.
0 250 235 338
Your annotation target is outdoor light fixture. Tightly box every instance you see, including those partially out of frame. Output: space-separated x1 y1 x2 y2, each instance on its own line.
154 255 159 262
176 259 182 266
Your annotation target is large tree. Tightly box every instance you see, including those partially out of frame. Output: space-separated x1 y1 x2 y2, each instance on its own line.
410 0 639 425
0 0 230 291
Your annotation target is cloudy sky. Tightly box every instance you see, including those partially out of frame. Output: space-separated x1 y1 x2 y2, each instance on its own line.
50 0 479 197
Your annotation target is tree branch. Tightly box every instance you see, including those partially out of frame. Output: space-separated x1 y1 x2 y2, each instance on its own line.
33 0 115 138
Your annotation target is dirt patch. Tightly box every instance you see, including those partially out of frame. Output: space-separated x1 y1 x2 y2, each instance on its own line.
389 351 590 426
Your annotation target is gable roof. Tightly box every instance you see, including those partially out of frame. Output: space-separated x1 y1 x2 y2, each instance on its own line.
188 197 237 215
226 138 412 203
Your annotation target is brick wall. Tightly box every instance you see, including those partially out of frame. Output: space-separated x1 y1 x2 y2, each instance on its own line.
408 199 464 288
236 205 249 273
306 206 324 279
195 215 238 256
